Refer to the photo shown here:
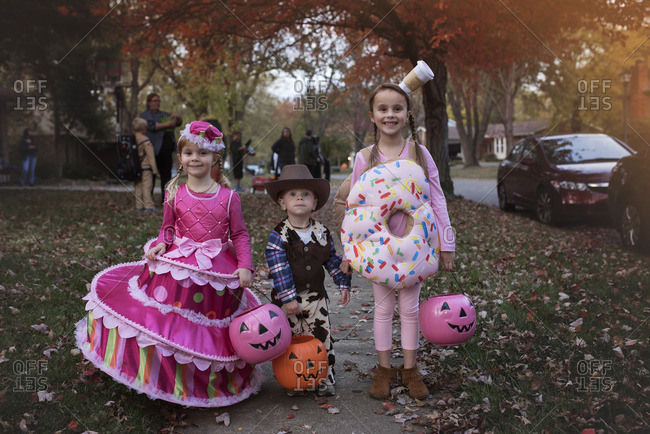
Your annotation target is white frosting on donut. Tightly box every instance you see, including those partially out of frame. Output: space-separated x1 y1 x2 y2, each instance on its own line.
342 160 440 288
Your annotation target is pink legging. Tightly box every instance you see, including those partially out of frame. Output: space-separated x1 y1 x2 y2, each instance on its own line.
373 283 421 351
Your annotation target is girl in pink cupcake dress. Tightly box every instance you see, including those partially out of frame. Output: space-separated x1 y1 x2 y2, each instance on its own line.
75 121 262 407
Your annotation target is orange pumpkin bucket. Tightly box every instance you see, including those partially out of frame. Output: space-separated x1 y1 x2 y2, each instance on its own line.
272 335 328 391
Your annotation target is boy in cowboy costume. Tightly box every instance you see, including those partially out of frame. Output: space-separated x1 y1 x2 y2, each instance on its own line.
264 165 351 396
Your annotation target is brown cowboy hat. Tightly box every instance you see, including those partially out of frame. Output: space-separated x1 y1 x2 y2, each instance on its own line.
264 164 330 211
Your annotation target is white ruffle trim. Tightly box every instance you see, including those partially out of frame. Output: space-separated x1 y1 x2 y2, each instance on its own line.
127 275 248 328
75 318 263 407
83 293 248 371
86 261 262 364
147 257 241 291
143 238 242 291
179 123 225 152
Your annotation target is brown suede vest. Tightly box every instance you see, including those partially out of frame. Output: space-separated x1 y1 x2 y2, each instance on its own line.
273 219 332 300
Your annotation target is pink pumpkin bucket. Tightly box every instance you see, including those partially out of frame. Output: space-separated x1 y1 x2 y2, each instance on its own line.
229 304 291 364
419 293 476 346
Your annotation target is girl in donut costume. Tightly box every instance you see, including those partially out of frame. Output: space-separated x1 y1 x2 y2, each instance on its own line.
344 82 456 400
75 121 262 407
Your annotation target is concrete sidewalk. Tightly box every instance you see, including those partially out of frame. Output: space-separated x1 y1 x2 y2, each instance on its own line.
183 276 401 433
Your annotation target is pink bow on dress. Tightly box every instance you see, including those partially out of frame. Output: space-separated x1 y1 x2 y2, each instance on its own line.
164 237 223 270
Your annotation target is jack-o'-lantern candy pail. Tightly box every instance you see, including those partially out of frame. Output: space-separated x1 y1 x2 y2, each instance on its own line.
272 335 328 390
229 304 291 364
419 294 476 346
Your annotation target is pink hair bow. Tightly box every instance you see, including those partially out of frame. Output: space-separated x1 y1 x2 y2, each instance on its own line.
179 121 224 152
189 121 221 143
165 237 223 269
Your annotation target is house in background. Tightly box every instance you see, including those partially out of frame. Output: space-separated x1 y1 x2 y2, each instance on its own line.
416 119 462 158
482 119 548 160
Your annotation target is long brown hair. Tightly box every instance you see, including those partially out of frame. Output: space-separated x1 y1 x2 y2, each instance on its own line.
367 83 428 177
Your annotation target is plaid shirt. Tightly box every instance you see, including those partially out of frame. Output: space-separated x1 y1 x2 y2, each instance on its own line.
265 226 351 304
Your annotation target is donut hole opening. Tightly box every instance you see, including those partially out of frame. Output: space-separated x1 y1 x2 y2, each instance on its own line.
386 210 414 237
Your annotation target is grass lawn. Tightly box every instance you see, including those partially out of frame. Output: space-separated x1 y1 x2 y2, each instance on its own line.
0 189 648 432
450 163 500 180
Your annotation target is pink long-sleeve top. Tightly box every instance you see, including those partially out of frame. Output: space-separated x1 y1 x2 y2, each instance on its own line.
351 141 455 252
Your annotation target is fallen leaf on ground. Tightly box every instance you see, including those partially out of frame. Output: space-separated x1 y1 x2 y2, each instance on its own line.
37 391 54 402
215 412 230 426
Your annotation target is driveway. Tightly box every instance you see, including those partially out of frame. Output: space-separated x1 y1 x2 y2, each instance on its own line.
331 173 498 207
452 178 498 207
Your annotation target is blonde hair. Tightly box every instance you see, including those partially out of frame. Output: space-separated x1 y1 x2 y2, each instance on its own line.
367 83 428 178
165 136 232 206
132 117 147 133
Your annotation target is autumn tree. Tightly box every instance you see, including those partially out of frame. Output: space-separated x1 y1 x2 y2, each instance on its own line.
1 0 115 174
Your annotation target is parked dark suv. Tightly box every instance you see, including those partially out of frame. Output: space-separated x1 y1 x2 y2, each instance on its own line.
608 146 650 251
497 134 633 224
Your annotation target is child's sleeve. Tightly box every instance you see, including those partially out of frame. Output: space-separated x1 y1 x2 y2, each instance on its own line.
228 193 254 271
350 149 368 187
421 145 455 252
155 192 176 247
323 233 352 291
265 231 297 303
145 142 158 175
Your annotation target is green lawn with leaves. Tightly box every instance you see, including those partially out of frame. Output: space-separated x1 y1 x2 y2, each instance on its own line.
0 189 647 432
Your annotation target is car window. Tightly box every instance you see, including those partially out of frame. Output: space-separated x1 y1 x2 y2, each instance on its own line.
522 140 538 162
509 141 525 161
541 136 631 165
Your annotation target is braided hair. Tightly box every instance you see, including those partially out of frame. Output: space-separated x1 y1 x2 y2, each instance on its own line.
367 83 428 178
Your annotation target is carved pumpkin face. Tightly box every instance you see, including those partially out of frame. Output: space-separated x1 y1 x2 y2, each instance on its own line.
272 335 329 391
229 304 291 364
419 293 476 346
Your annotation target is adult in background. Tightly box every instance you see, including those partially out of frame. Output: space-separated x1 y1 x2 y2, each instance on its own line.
140 93 182 204
19 128 37 186
314 135 330 182
298 129 320 178
230 131 246 192
271 127 296 174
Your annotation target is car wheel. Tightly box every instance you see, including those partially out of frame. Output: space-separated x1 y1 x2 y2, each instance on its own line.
618 199 646 251
497 182 514 211
536 187 557 225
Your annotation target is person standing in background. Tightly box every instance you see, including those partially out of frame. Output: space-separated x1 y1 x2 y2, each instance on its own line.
298 129 320 178
230 131 246 192
140 93 182 205
314 135 330 182
271 127 296 174
18 128 37 186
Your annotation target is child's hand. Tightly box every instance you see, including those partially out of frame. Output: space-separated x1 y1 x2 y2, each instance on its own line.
338 289 350 306
145 243 166 260
339 260 352 274
234 268 252 288
284 300 301 316
441 251 455 272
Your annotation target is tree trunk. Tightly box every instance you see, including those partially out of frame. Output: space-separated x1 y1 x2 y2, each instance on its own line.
503 79 516 154
129 58 140 126
422 59 453 197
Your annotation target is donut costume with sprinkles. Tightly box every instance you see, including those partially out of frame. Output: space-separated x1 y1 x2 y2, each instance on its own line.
342 141 454 288
343 159 440 288
75 184 262 407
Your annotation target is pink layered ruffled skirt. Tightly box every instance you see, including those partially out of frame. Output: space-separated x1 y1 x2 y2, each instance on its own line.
75 240 262 407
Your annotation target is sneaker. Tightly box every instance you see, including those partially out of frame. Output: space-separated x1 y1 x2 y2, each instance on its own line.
235 186 245 192
286 388 306 397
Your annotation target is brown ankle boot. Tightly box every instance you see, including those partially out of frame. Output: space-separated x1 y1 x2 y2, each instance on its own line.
369 365 396 399
399 365 429 400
